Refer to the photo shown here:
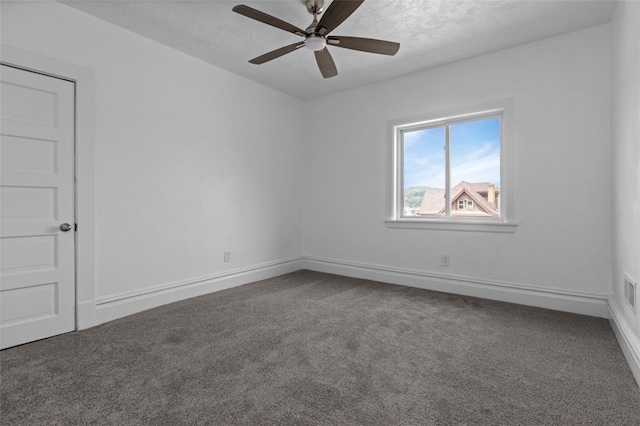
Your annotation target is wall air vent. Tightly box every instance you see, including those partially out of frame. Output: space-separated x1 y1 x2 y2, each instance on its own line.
624 273 636 314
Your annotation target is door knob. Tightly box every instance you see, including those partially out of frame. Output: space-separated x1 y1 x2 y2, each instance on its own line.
60 223 73 232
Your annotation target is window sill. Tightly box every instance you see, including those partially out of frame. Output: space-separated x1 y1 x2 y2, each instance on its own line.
385 219 517 233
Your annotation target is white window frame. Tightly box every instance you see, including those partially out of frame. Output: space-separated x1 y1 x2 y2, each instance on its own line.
457 200 465 210
467 200 474 210
386 99 516 233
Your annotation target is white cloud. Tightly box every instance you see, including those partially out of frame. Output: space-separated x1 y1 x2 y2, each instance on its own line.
404 141 500 188
451 143 501 185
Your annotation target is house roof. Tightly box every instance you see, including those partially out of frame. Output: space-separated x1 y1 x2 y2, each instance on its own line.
417 181 499 216
466 182 500 196
418 188 446 215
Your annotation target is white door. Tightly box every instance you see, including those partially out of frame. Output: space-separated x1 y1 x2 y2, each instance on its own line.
0 65 76 349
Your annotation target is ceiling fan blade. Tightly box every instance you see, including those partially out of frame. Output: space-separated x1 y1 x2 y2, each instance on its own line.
315 0 364 36
249 42 305 64
314 48 338 78
327 36 400 55
232 5 309 37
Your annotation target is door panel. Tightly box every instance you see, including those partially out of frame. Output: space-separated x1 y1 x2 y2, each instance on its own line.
1 186 57 220
0 134 57 173
0 79 58 127
0 65 75 349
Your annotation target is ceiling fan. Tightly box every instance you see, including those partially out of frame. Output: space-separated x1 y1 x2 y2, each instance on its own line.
232 0 400 79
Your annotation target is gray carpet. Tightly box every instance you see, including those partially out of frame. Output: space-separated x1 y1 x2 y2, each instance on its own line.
1 270 639 425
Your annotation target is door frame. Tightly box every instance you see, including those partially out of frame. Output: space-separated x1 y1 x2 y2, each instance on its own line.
1 44 97 330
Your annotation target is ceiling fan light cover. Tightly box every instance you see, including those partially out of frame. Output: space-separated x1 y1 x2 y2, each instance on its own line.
305 35 326 51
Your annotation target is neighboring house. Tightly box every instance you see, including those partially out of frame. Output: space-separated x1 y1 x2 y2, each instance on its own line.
417 181 500 217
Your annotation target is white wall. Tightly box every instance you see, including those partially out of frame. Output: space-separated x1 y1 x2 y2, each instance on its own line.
611 1 640 341
1 1 305 306
304 25 612 300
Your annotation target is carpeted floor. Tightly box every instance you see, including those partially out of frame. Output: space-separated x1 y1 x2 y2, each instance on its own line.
1 270 639 425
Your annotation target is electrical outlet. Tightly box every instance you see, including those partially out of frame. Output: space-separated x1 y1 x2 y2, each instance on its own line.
624 273 636 314
224 251 231 263
441 255 450 267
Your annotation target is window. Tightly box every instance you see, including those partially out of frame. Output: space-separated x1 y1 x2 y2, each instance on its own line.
388 100 515 232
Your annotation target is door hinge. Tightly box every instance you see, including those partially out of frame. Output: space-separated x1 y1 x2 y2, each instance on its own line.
74 223 78 232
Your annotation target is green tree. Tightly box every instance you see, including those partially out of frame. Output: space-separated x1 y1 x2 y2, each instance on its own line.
404 186 428 208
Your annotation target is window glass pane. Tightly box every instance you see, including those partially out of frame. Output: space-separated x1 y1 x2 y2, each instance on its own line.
403 126 445 217
449 116 501 217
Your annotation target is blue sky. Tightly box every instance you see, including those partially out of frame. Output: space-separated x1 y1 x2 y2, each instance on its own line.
403 116 501 189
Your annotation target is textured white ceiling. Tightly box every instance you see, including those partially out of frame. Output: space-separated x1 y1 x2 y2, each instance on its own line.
59 0 615 100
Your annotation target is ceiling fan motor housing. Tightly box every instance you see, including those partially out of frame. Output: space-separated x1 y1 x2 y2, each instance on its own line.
306 0 324 15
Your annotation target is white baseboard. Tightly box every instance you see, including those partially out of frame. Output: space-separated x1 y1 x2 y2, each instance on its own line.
81 254 639 388
608 296 640 386
89 255 610 323
76 299 97 330
94 257 304 324
80 254 639 387
304 256 609 318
